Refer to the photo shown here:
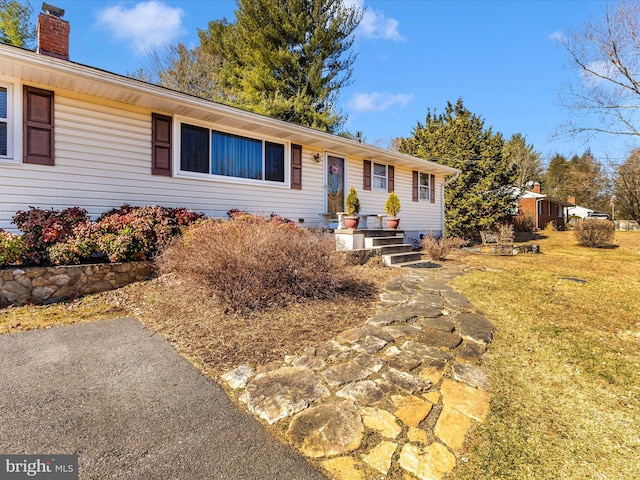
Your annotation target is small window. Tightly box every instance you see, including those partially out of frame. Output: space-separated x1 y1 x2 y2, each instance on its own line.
181 124 209 173
0 86 7 157
538 201 543 215
265 141 285 182
419 172 430 201
372 162 387 190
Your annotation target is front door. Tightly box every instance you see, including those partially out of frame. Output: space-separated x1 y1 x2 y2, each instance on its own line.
326 155 345 213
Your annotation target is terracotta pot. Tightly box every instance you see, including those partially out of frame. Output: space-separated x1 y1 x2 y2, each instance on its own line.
344 216 360 229
386 217 400 229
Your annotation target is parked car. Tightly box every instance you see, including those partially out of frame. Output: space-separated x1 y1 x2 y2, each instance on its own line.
587 213 613 221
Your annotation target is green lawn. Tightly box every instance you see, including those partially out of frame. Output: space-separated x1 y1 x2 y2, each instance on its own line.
452 231 640 479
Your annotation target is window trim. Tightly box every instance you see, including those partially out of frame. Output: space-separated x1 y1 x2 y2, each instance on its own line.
372 161 388 191
0 77 21 164
173 116 290 188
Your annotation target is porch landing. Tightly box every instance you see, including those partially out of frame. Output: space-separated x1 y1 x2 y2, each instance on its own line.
334 229 425 267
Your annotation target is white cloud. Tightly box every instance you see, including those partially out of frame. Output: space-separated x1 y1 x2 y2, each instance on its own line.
344 0 405 41
96 1 185 55
348 92 413 113
548 31 566 42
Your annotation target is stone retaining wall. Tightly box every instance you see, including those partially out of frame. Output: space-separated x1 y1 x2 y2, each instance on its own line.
0 261 154 307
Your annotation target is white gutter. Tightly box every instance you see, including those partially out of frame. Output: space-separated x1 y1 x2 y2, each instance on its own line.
441 171 460 237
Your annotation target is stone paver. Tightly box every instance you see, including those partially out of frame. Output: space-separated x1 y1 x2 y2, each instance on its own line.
286 401 364 457
392 394 433 427
222 265 494 479
360 407 402 439
362 441 397 476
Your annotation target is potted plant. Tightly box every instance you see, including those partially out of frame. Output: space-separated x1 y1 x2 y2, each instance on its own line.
385 192 401 229
344 186 360 229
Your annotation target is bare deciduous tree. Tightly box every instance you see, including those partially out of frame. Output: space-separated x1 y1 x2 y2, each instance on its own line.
557 0 640 139
503 133 543 190
612 149 640 222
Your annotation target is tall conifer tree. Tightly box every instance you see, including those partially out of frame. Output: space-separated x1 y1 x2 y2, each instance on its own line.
198 0 361 133
399 99 517 239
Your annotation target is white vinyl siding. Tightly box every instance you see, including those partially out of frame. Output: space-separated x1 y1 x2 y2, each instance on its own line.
348 157 442 233
0 93 324 231
0 86 445 235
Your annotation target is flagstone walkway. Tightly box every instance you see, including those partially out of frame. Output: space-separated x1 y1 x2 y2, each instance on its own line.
222 265 493 480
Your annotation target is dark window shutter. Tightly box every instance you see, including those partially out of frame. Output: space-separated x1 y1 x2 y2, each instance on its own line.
291 143 302 189
430 174 436 203
152 113 172 176
412 170 418 202
363 160 371 191
23 86 54 165
388 165 395 193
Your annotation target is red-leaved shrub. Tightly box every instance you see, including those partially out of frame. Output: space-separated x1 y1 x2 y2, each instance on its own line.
12 207 89 264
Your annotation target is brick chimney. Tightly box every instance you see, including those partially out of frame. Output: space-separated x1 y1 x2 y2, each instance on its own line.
568 196 576 205
531 182 541 194
37 4 69 60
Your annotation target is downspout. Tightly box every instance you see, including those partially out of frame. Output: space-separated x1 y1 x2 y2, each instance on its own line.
441 171 460 237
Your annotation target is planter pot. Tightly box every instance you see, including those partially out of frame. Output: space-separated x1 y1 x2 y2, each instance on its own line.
386 217 400 229
344 216 360 229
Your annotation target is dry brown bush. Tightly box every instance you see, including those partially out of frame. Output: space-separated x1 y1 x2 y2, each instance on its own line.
513 213 535 232
157 216 350 313
574 218 615 247
421 234 466 261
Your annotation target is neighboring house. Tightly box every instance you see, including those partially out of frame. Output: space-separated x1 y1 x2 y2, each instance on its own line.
566 197 595 219
516 183 573 230
0 10 458 243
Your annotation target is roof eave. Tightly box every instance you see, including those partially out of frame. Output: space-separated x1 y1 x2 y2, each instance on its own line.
0 44 459 176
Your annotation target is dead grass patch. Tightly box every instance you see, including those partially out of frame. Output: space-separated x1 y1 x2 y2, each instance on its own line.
452 231 640 479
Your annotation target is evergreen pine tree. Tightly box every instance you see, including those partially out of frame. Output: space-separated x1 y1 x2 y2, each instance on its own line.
399 99 517 239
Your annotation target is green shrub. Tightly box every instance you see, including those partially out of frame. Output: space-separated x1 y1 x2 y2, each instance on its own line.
0 230 27 267
421 234 466 261
385 192 401 217
157 215 347 313
345 187 360 216
574 219 615 247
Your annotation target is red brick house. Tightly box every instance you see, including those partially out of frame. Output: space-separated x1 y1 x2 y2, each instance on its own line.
517 183 573 230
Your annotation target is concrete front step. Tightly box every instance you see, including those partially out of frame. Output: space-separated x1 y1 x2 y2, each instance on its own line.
368 236 405 247
378 244 413 255
382 251 422 266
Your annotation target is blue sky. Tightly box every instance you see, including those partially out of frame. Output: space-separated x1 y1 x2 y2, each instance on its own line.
44 0 638 164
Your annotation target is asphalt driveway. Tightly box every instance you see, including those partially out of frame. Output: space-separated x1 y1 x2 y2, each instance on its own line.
0 317 326 479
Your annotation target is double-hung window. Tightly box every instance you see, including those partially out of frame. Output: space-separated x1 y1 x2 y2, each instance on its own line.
419 172 430 201
0 86 9 158
180 122 286 184
372 162 387 190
